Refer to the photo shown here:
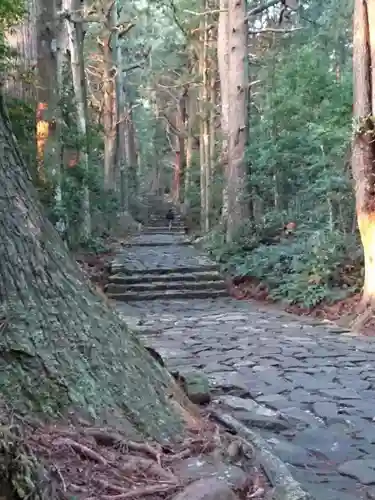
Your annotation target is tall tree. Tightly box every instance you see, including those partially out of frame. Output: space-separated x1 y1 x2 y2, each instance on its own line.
226 0 249 242
102 1 117 190
352 0 375 307
217 0 230 227
66 0 91 240
36 0 60 182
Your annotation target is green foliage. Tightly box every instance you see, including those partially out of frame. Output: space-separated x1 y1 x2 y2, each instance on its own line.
0 0 24 27
0 0 24 70
206 2 358 308
7 97 36 165
207 223 362 307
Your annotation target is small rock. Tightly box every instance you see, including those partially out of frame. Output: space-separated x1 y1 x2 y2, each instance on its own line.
233 410 290 431
172 478 239 500
182 371 211 404
226 440 243 462
174 456 247 489
313 401 338 420
319 388 360 400
255 394 292 410
215 395 278 417
280 407 323 428
267 437 318 467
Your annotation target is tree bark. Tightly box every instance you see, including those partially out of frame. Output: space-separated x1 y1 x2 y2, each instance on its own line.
177 89 187 203
125 105 139 195
184 87 195 201
66 0 91 240
200 6 210 232
0 96 183 439
352 0 375 306
102 4 117 191
36 0 60 183
226 0 250 242
217 0 230 228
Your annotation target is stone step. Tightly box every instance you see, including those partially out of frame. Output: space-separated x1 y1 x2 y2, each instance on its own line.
105 279 227 294
110 264 220 274
109 271 223 284
142 227 185 233
123 241 190 247
107 288 229 301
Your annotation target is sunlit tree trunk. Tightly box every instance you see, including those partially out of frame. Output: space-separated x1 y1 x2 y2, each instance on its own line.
226 0 249 242
352 0 375 306
36 0 60 183
66 0 91 240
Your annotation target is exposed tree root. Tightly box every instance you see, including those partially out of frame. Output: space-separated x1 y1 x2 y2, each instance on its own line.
350 308 373 331
98 483 181 499
53 437 108 465
0 409 271 500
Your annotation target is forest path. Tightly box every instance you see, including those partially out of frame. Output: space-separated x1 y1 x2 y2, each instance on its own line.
111 228 375 500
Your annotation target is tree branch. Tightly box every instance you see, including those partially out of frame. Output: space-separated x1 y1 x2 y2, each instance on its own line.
115 22 135 38
248 27 302 34
169 0 188 37
246 0 282 20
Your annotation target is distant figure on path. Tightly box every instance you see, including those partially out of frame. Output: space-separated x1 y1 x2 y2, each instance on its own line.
166 208 175 231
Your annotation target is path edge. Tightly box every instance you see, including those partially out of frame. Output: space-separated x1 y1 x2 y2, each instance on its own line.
211 410 315 500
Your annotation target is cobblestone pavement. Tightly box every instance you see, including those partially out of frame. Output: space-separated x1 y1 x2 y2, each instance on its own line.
113 235 375 500
112 236 214 271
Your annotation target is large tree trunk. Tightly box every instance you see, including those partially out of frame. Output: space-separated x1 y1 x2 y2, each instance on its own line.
352 0 375 307
0 97 183 439
226 0 249 242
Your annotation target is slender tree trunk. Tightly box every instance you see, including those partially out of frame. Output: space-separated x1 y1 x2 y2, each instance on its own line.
352 0 375 307
0 93 185 439
209 22 217 221
217 0 229 227
226 0 249 242
114 11 129 212
125 105 139 195
177 89 187 203
200 6 210 232
184 85 195 201
102 4 116 190
36 0 59 183
114 0 123 194
66 0 91 241
270 38 281 212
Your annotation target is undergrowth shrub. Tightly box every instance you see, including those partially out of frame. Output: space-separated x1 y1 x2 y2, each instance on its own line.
205 224 362 308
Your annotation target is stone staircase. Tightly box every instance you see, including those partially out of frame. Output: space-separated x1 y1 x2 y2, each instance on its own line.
105 204 228 301
142 212 186 234
105 265 228 301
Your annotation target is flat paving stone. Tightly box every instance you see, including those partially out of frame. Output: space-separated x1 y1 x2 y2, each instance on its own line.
338 460 375 485
110 230 375 500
